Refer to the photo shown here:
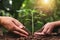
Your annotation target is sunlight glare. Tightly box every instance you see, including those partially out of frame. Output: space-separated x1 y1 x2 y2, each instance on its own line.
44 0 49 4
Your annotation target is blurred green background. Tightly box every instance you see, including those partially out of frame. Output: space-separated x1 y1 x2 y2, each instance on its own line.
0 0 60 34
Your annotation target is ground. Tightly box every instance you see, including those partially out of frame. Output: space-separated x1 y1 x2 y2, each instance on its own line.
0 27 60 40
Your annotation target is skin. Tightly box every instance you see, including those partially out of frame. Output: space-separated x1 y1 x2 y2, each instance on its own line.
0 16 29 37
34 21 60 35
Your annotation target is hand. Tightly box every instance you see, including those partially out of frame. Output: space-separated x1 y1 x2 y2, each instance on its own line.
34 22 55 35
0 16 28 37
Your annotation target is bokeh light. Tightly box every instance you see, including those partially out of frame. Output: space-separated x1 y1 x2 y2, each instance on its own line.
34 0 56 12
43 0 50 4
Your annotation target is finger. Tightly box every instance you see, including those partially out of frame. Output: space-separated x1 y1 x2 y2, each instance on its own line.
12 19 25 28
42 26 49 34
10 21 28 35
15 27 28 35
13 31 28 37
46 28 53 34
34 27 44 35
34 32 44 35
9 22 29 36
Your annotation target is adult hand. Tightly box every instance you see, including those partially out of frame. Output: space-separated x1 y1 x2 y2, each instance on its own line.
0 16 28 37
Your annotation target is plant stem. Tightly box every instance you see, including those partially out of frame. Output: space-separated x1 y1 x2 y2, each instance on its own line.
32 12 34 35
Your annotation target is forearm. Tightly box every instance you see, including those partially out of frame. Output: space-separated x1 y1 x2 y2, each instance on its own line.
51 21 60 26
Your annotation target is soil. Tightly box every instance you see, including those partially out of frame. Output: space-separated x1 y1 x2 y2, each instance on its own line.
0 27 60 40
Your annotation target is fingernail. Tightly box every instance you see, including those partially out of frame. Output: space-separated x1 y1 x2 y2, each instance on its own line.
19 25 24 28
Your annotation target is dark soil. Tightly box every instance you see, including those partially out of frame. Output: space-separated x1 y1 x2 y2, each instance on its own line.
0 27 60 40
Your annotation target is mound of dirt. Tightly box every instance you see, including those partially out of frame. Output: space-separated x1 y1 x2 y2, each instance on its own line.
0 27 60 40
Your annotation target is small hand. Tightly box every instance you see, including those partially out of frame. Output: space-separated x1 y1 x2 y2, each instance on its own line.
34 22 55 35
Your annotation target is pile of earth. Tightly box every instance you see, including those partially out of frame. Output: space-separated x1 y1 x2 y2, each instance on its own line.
0 27 60 40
